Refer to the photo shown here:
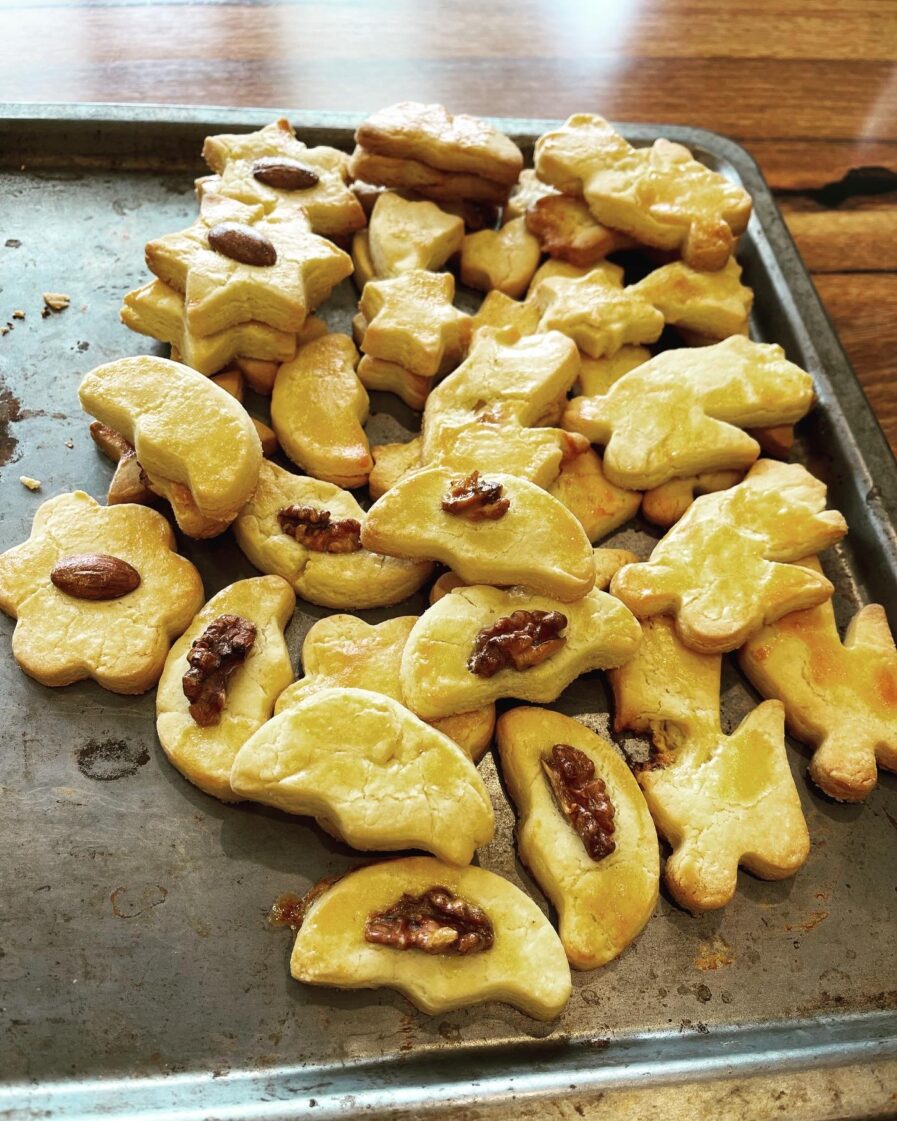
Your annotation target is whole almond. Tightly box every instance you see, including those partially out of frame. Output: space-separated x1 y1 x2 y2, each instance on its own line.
50 553 141 600
207 222 277 267
252 156 320 190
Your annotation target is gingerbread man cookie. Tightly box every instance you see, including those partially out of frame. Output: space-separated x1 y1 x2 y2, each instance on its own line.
0 492 203 693
610 616 809 912
230 687 494 865
740 556 897 802
497 707 658 968
289 856 571 1020
611 460 848 654
156 576 295 801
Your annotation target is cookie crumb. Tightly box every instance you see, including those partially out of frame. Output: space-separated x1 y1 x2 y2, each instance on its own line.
65 438 74 449
0 325 10 336
12 310 25 320
42 292 70 317
5 238 21 249
20 475 42 491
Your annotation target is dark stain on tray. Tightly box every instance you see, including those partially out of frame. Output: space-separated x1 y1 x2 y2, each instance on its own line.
77 738 150 781
0 384 22 467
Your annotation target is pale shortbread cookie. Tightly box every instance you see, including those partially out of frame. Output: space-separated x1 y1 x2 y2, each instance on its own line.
369 437 423 499
535 114 752 271
610 616 809 913
234 459 432 609
576 345 651 397
460 218 541 299
368 192 464 277
200 118 365 238
528 257 621 298
230 688 494 865
526 194 633 268
629 258 753 340
156 576 295 802
0 491 203 694
563 336 815 490
356 102 523 185
549 446 641 542
469 289 542 340
359 269 471 378
145 195 352 337
271 333 373 489
121 279 296 377
274 614 495 762
79 356 262 524
504 168 558 223
532 267 664 359
349 148 510 205
497 707 658 969
641 470 745 528
362 465 596 602
290 856 571 1020
740 556 897 803
401 583 641 721
209 368 278 456
611 460 848 654
351 228 378 290
356 355 433 411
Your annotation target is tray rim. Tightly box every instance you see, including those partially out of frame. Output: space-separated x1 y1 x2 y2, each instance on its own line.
2 101 896 1121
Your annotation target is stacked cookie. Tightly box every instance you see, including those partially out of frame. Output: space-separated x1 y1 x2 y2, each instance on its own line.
2 103 895 1027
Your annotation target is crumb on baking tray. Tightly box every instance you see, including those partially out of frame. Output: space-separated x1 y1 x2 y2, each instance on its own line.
12 310 25 320
19 476 42 491
42 292 70 317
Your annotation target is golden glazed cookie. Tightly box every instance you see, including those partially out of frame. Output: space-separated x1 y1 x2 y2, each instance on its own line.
641 469 745 528
611 460 847 654
610 616 809 913
503 168 558 223
348 147 511 205
356 355 433 411
497 707 658 968
145 195 352 336
459 218 541 299
629 258 753 340
120 279 296 377
368 437 423 499
230 688 494 865
525 194 633 268
528 257 621 297
535 114 752 271
271 333 373 488
740 556 897 802
362 465 596 602
79 356 261 523
289 856 571 1020
356 102 523 186
155 576 295 801
548 446 641 543
234 459 432 609
401 583 641 721
274 614 495 762
563 336 816 491
209 368 278 456
351 229 378 290
469 289 542 340
0 492 203 693
200 118 366 238
359 269 471 378
367 192 464 277
576 345 651 397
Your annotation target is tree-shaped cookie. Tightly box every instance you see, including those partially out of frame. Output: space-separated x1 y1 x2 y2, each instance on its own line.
274 614 495 761
611 460 847 653
535 114 752 271
609 616 809 913
740 556 897 802
563 336 815 490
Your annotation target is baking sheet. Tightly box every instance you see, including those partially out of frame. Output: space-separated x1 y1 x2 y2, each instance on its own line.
0 105 895 1121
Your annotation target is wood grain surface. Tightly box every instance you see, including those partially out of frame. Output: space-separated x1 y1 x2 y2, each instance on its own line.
1 0 895 446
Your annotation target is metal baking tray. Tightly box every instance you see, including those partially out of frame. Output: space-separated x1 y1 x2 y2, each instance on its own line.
1 105 896 1121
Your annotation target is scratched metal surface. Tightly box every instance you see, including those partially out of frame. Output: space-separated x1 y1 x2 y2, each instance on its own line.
0 107 896 1120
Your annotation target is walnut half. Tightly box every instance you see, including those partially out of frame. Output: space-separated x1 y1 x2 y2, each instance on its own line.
468 609 567 677
441 471 510 521
278 505 362 553
364 887 494 955
182 613 257 726
542 743 616 861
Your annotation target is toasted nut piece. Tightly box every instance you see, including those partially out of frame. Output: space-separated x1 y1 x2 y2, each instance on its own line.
50 553 141 600
208 222 277 267
364 886 494 955
252 156 320 190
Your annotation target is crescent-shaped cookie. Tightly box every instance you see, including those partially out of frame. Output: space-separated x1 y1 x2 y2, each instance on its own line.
274 614 495 761
496 707 658 969
361 465 596 601
401 583 641 720
155 575 295 801
289 856 571 1020
230 688 494 865
234 459 432 609
79 355 262 521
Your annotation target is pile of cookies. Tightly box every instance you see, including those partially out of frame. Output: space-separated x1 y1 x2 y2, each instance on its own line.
2 103 895 1023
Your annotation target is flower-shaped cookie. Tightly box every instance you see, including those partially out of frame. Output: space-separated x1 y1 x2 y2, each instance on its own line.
0 492 203 693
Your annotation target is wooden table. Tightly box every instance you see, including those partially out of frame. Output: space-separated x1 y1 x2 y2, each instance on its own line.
2 0 895 444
